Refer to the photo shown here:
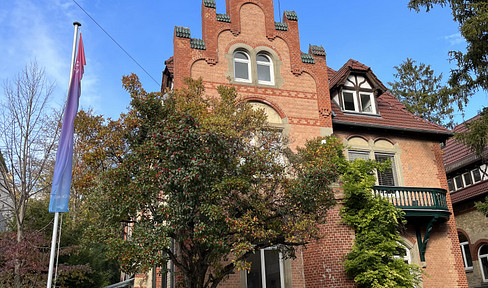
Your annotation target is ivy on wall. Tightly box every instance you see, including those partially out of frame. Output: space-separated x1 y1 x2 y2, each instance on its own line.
340 159 421 288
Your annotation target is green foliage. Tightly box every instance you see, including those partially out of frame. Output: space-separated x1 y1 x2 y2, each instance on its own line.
90 75 345 288
6 198 120 288
457 109 488 216
476 197 488 216
389 58 457 128
341 159 421 288
408 0 488 97
455 109 488 158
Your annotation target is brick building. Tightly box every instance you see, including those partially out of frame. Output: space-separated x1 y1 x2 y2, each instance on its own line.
444 114 488 288
136 0 469 287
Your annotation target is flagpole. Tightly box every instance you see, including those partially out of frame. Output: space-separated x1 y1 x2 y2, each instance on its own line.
46 21 81 288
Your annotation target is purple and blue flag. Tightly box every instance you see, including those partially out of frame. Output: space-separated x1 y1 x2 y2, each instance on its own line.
49 34 85 213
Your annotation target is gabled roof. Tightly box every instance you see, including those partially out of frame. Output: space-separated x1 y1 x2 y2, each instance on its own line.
327 67 336 81
331 91 452 137
329 59 387 92
443 115 486 173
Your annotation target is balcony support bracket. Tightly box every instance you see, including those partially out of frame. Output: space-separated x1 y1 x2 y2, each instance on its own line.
416 216 439 262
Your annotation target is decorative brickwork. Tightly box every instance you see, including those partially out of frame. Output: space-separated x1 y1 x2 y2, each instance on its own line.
146 0 470 287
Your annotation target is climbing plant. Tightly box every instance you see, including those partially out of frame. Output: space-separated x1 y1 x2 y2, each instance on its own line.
341 159 421 288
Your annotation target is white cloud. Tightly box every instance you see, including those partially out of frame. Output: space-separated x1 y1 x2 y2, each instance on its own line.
0 0 101 110
444 33 465 46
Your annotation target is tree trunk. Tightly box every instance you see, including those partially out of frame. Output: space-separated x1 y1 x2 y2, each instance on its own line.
14 215 24 288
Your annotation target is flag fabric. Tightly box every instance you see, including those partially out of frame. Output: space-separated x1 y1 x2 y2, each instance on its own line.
49 34 86 213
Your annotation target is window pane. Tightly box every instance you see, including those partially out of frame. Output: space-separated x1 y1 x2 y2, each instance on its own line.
464 243 473 267
375 153 396 186
448 179 455 192
257 64 271 82
257 54 269 62
473 169 482 182
348 151 369 161
454 176 464 190
360 93 373 113
463 172 473 186
342 92 356 111
247 252 262 288
235 52 248 60
480 245 488 255
458 232 468 243
235 62 249 80
264 250 282 288
482 257 488 281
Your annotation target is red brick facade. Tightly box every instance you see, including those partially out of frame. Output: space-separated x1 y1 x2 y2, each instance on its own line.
146 0 470 287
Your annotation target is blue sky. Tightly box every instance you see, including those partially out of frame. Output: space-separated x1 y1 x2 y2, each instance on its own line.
1 0 486 124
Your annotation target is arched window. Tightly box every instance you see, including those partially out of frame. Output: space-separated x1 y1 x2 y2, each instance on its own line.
256 53 274 85
479 244 488 282
458 232 473 270
234 51 251 83
393 245 411 264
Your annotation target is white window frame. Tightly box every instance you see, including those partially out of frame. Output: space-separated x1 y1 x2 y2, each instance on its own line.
393 245 412 264
233 51 252 83
450 167 485 192
479 245 488 282
472 168 482 183
341 90 359 112
359 92 377 114
453 175 464 190
246 248 285 288
347 150 370 161
374 152 398 187
341 90 377 114
460 241 473 271
256 53 274 85
447 178 455 192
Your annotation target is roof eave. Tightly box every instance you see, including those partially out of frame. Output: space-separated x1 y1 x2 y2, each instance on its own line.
332 119 453 139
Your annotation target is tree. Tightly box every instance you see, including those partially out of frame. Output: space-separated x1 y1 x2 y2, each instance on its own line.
455 108 488 214
408 0 488 97
90 75 345 288
0 62 60 288
388 58 457 128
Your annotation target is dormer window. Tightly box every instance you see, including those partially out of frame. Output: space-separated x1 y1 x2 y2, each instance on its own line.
341 90 376 114
233 51 251 83
360 92 375 113
337 75 378 115
342 90 357 112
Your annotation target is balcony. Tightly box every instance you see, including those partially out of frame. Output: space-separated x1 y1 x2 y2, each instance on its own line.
373 186 451 219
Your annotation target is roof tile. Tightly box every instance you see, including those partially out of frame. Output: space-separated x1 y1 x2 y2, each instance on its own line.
443 115 487 171
301 53 315 64
203 0 216 8
190 39 206 50
451 180 488 203
275 22 288 31
175 26 191 39
284 11 298 21
164 57 174 75
310 45 325 56
216 14 231 23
